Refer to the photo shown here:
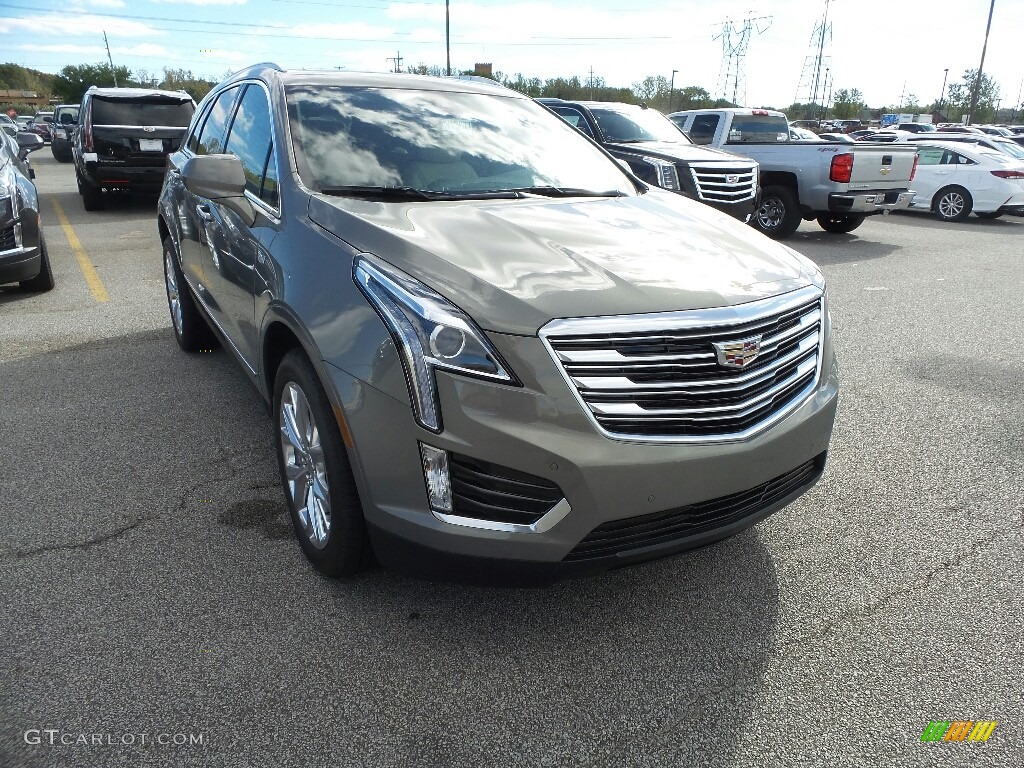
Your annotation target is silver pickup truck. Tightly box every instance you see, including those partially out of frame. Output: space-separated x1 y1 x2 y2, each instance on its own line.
669 108 917 239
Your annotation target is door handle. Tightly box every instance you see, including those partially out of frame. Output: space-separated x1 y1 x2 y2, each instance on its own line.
196 203 213 222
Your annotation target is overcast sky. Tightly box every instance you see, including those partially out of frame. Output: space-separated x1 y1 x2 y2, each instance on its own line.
4 0 1023 110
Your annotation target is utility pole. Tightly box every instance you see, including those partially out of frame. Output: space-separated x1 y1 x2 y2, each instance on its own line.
713 14 772 106
387 51 403 73
1012 78 1023 122
669 69 678 112
103 31 118 86
588 66 595 99
445 0 451 76
938 68 949 115
967 0 996 125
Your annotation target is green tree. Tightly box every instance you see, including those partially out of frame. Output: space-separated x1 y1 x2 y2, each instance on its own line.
52 63 134 103
830 88 864 119
159 67 217 101
945 69 1000 122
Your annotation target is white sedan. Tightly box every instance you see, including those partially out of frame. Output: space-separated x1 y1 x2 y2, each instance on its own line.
906 141 1024 221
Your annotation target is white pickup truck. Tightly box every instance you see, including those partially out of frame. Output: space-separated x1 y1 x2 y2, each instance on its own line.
669 108 918 239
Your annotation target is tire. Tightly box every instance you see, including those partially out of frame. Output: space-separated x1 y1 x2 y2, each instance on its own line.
752 185 802 239
932 186 972 222
78 172 105 211
975 211 1002 220
816 214 866 234
51 145 71 163
20 232 55 292
274 349 370 577
162 237 217 352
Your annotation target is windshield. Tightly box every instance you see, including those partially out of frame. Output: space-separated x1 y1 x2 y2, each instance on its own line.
92 98 194 127
286 85 636 196
587 106 688 144
990 140 1024 160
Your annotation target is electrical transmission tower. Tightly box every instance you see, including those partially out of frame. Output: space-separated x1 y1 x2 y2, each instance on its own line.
794 0 833 107
713 14 772 106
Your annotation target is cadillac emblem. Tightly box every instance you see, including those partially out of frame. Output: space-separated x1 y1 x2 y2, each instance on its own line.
713 334 762 369
726 174 739 184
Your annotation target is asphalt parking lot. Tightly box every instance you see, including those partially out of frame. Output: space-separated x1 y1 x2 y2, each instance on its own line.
1 152 1022 768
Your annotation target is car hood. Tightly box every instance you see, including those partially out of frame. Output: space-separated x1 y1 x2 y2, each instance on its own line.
308 190 817 336
610 141 753 164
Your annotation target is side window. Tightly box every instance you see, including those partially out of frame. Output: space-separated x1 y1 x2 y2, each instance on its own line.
224 84 278 208
916 148 944 165
553 107 595 139
689 114 720 145
195 87 240 155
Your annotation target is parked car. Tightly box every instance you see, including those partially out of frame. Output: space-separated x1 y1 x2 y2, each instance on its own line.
789 126 819 141
30 111 54 142
538 98 760 221
937 125 984 134
157 65 839 582
0 129 54 291
73 86 196 211
817 132 856 143
14 115 33 131
50 103 79 163
899 132 1024 162
669 107 917 237
974 125 1014 137
905 141 1024 220
0 114 18 137
892 122 936 133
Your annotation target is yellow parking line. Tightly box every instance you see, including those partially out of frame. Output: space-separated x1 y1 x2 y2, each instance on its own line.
51 198 110 303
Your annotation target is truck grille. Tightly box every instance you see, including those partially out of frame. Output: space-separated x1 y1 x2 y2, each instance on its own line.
686 164 758 203
564 453 825 561
541 287 824 442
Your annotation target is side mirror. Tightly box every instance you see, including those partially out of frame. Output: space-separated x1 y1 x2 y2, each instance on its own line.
181 153 256 227
17 131 44 160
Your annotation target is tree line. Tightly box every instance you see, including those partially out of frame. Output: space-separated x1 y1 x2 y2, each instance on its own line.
1 61 1015 124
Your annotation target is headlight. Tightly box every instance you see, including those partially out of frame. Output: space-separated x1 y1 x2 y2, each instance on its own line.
640 157 680 191
354 256 518 432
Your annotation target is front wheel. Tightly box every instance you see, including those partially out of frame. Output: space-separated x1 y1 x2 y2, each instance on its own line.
274 350 370 577
932 186 973 222
816 214 866 233
751 185 802 239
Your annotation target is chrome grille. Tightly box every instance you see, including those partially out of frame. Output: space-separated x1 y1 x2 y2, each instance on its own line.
541 287 824 442
687 164 758 203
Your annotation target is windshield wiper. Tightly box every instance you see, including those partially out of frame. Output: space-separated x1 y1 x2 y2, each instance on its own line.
507 186 627 198
318 185 519 201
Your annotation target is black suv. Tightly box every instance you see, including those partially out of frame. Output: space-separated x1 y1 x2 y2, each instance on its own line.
50 103 80 163
538 98 760 221
73 86 196 211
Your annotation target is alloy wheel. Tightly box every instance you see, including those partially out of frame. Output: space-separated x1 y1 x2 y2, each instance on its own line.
164 249 182 335
279 381 332 550
938 192 965 220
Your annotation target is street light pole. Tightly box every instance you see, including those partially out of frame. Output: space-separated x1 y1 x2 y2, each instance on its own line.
445 0 451 77
938 68 949 115
966 0 996 125
669 69 678 112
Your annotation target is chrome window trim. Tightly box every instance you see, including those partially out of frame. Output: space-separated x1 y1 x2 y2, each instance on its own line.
226 80 282 221
539 285 825 445
432 497 572 534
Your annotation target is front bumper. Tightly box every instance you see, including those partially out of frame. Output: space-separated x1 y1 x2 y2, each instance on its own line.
0 214 41 284
829 190 914 215
326 325 840 583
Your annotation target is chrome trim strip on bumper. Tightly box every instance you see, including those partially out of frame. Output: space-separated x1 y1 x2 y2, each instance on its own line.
432 497 572 534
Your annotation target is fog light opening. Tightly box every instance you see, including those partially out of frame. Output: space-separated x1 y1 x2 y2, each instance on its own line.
419 442 453 513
